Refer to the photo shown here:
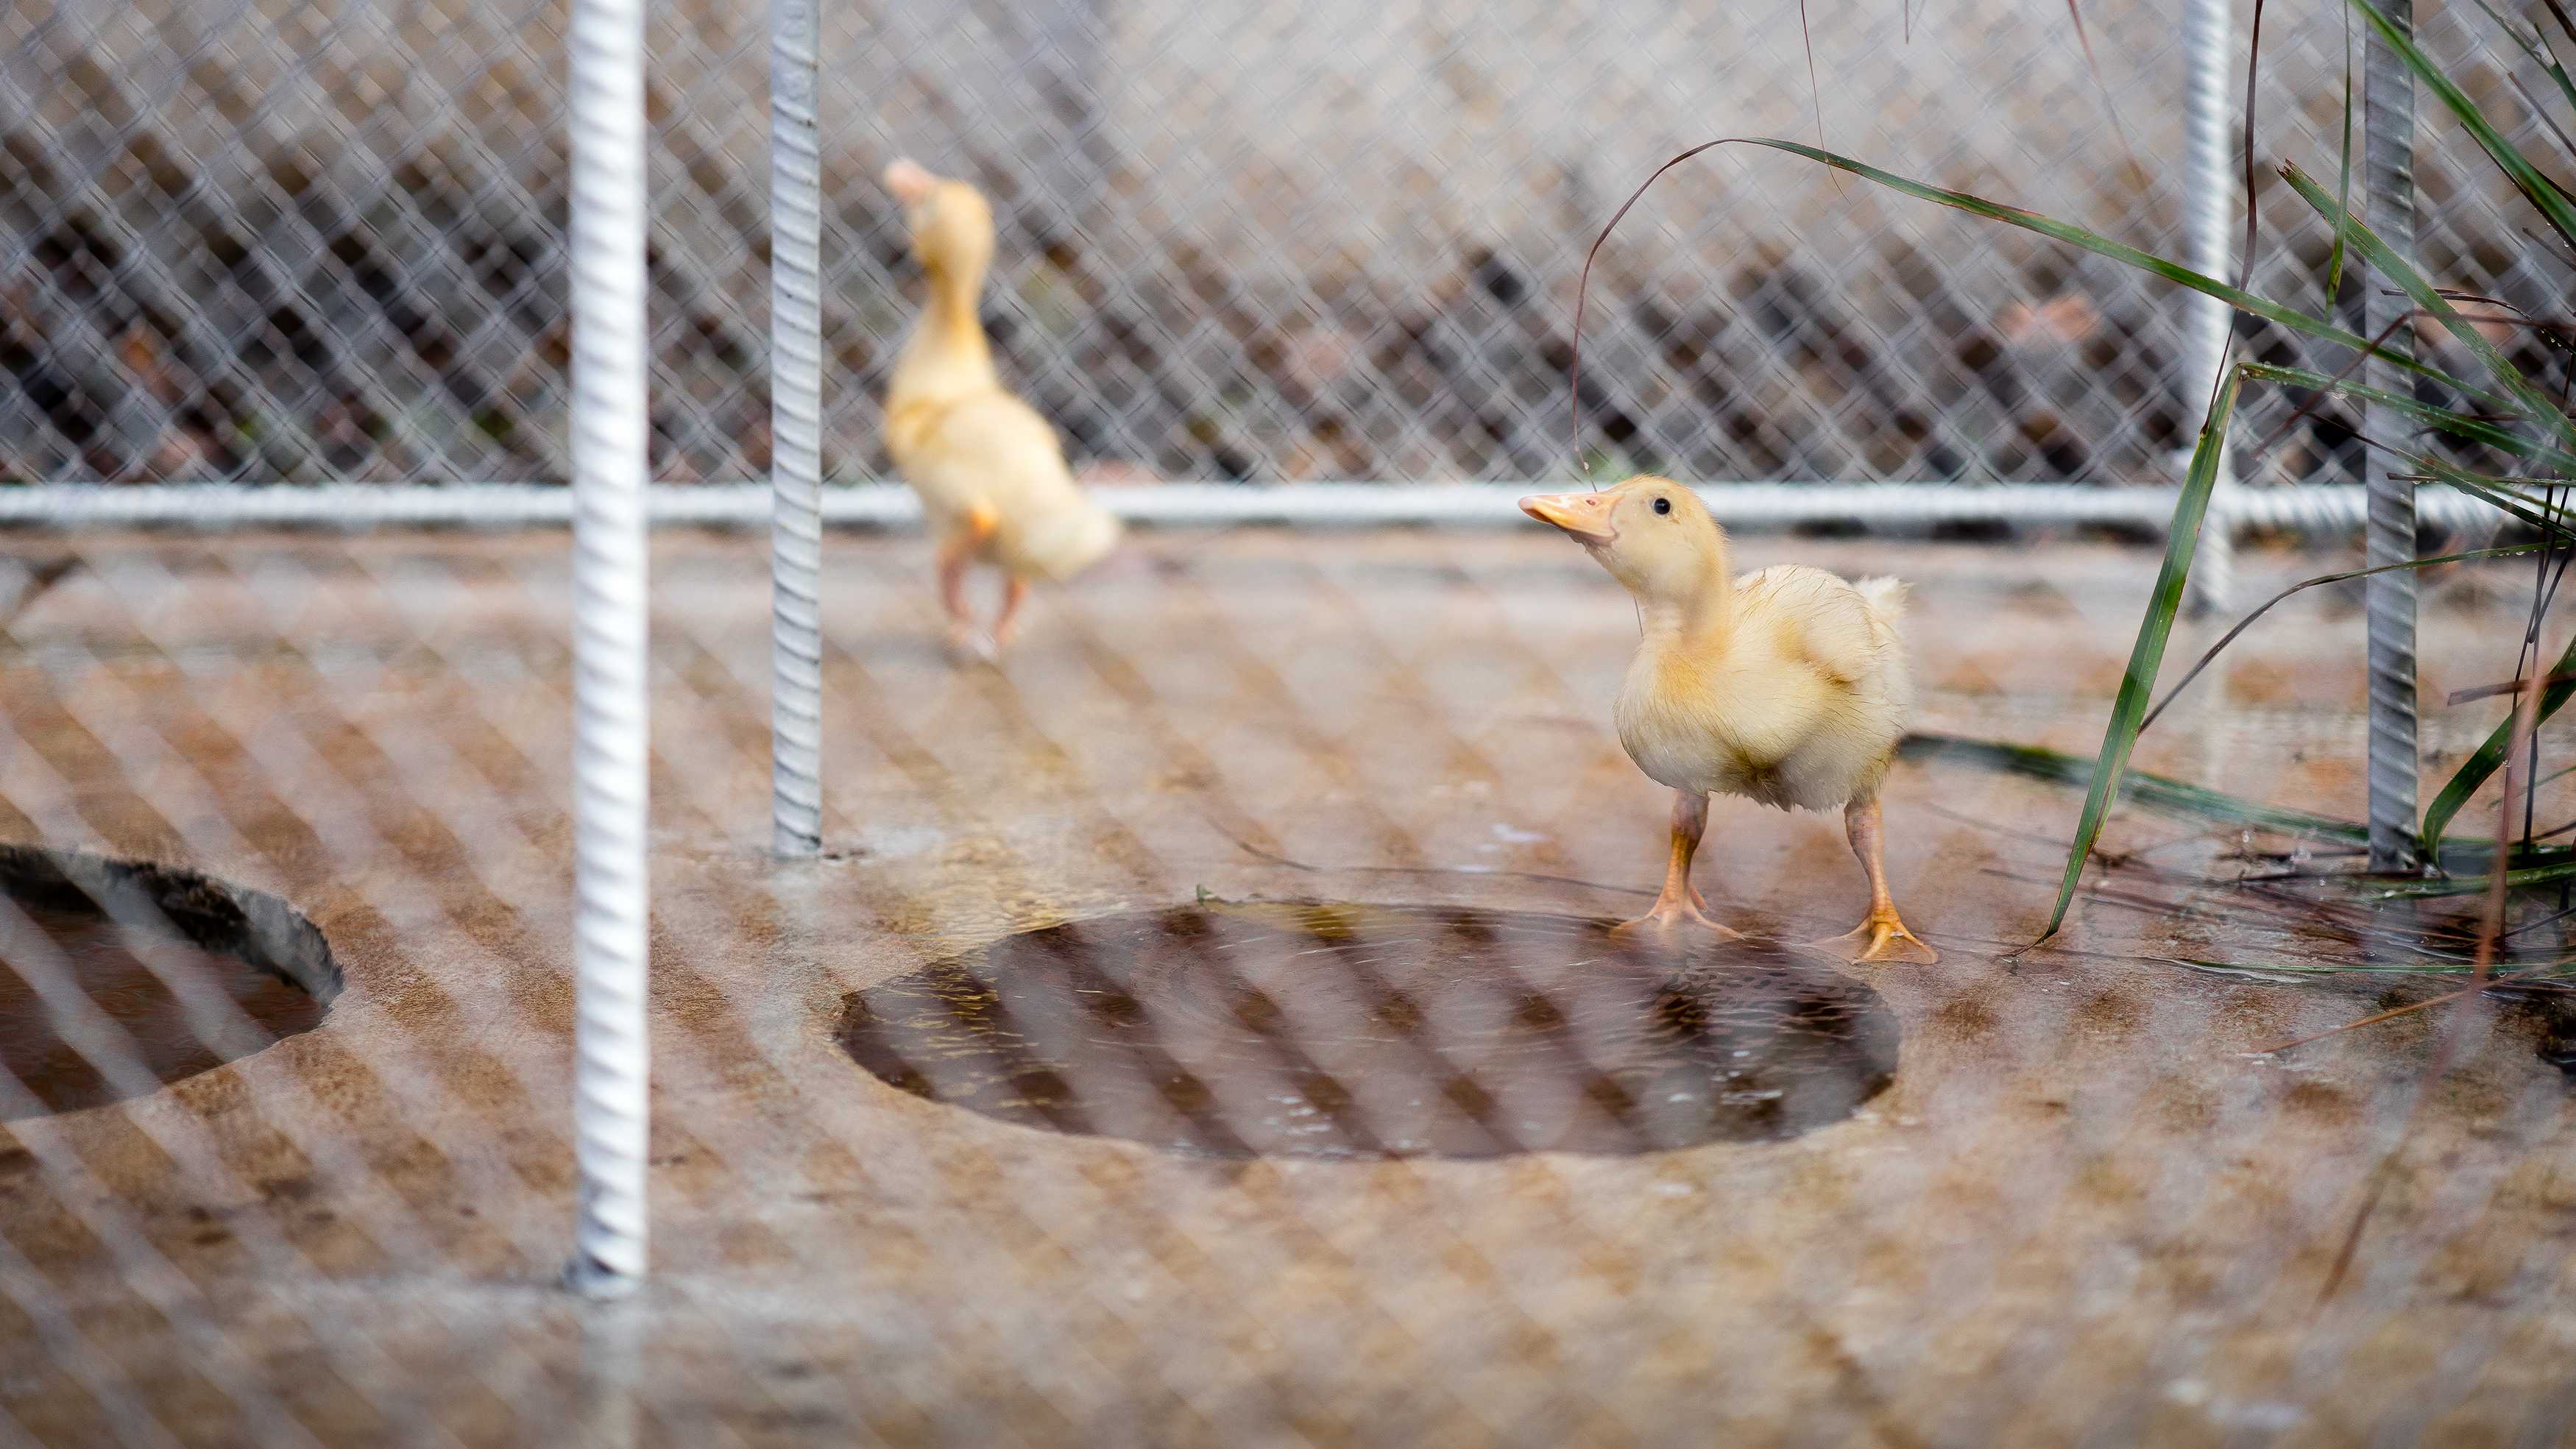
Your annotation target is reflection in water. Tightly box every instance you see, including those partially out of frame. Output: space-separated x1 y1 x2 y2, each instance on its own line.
0 848 338 1119
838 902 1900 1160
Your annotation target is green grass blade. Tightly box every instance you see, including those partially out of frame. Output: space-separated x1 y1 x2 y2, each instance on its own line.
2352 0 2576 249
2546 0 2576 52
2473 0 2576 120
1735 138 2493 403
2330 0 2357 295
2397 459 2576 539
2420 626 2576 859
2282 161 2576 448
2171 954 2576 977
2235 358 2576 539
2239 361 2576 472
1903 729 2566 874
1901 731 2368 841
2357 852 2576 898
2042 368 2244 939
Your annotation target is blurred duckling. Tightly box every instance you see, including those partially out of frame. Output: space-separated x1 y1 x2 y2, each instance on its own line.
1520 478 1936 963
881 157 1119 659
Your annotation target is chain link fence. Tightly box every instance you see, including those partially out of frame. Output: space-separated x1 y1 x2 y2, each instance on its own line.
1 0 2564 490
11 4 2576 1443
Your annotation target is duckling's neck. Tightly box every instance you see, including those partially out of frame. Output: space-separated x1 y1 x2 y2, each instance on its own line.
892 258 997 406
925 260 986 350
1635 549 1733 647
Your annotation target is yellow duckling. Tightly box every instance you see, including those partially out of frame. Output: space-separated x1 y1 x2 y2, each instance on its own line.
1520 478 1936 964
881 158 1120 659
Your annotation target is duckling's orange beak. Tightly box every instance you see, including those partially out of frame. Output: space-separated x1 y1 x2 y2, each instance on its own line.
883 157 937 205
1519 491 1618 544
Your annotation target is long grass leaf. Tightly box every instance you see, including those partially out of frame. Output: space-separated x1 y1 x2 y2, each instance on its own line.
2393 454 2576 539
1908 729 2566 885
1902 731 2368 841
2240 361 2576 471
2357 852 2576 898
2043 369 2243 939
2438 479 2576 538
2476 0 2576 123
2349 0 2576 249
2545 0 2576 52
1733 138 2492 401
2508 71 2576 172
2282 161 2576 447
2329 13 2357 297
2421 626 2576 859
1570 137 2500 467
2244 0 2269 294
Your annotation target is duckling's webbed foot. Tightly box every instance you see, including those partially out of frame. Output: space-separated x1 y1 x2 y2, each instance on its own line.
1810 796 1939 966
1611 790 1744 942
1811 912 1938 966
1612 893 1745 942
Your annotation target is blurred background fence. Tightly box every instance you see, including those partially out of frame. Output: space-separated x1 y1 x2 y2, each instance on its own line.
1 0 2566 491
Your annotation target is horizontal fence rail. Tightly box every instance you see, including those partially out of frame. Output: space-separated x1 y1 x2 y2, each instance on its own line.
0 481 2518 534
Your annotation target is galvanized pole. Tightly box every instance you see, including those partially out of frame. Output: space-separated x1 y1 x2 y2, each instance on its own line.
2182 0 2239 614
767 0 826 857
2363 0 2420 872
564 0 653 1298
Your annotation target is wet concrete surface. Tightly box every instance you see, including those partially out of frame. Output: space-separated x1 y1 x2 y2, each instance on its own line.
838 901 1897 1159
0 901 326 1119
0 846 340 1121
0 526 2572 1445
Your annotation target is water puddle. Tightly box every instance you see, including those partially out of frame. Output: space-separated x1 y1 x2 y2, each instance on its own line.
837 901 1898 1160
0 846 339 1119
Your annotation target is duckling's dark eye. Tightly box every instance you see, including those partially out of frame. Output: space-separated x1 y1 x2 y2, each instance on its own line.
1653 497 1671 515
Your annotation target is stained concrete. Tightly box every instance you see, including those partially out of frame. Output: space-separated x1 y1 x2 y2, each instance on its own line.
0 525 2571 1447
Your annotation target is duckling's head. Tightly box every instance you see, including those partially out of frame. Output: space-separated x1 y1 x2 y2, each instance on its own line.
1520 477 1727 606
883 157 994 283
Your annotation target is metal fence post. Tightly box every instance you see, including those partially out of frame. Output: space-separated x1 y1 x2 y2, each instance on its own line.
2363 0 2421 873
564 0 653 1298
768 0 826 858
2182 0 2240 615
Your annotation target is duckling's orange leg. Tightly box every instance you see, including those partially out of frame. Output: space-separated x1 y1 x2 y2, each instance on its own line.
936 503 1002 661
1811 796 1939 965
991 575 1030 649
1611 790 1744 941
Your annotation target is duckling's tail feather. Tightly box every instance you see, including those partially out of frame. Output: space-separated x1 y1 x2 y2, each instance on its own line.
1018 497 1122 581
1855 575 1909 626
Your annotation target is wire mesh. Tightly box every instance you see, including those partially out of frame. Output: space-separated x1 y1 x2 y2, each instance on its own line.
0 0 2563 492
10 1 2576 1444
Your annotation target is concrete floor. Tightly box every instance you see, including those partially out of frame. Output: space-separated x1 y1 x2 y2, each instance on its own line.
0 524 2572 1447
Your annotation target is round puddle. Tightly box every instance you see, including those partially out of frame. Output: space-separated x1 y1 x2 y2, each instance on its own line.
0 845 339 1119
837 901 1899 1160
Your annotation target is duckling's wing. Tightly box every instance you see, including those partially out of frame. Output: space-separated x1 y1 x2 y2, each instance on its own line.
910 393 1119 579
906 394 1073 501
1736 564 1897 687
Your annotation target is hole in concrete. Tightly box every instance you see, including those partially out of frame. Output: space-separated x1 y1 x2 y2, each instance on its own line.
0 845 340 1119
837 901 1898 1160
